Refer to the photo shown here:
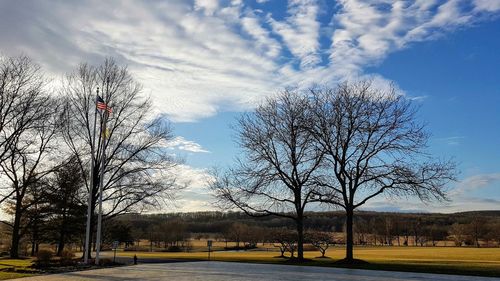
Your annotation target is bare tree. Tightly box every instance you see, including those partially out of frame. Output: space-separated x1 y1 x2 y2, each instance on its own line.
226 222 248 248
308 81 455 263
271 227 298 258
209 91 323 260
0 87 59 258
449 223 468 246
306 230 334 258
0 56 52 205
60 58 180 257
485 222 500 247
468 216 488 248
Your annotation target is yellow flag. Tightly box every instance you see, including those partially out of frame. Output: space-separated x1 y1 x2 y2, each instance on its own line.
102 128 110 139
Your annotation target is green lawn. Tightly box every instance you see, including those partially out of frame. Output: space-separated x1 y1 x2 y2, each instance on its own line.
0 258 37 280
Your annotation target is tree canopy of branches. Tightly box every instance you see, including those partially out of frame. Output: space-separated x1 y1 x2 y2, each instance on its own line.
0 56 52 202
60 58 180 257
0 56 59 258
209 92 323 260
306 231 334 258
308 81 455 262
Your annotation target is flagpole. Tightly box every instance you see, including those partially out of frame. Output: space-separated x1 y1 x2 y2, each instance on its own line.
95 78 109 265
84 87 99 264
94 110 107 265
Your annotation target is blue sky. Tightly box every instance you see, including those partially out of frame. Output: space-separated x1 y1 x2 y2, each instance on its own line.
1 0 499 213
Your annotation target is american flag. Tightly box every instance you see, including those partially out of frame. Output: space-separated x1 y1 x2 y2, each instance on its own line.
96 95 112 113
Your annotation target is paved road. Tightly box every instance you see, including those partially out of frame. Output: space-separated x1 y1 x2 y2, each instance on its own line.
15 261 500 281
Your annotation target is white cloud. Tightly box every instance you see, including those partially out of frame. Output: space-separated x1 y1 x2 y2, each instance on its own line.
408 95 428 102
166 136 210 153
436 136 465 146
241 10 281 58
363 196 500 213
165 164 216 212
0 1 498 123
330 1 477 73
194 0 220 16
269 0 321 68
173 164 213 190
361 172 500 213
451 173 500 196
474 0 500 12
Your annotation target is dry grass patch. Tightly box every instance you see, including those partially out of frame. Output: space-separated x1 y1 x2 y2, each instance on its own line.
112 246 500 277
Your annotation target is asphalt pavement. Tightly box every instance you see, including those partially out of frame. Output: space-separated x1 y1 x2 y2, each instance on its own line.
14 261 500 281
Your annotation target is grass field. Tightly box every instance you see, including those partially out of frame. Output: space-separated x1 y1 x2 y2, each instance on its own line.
113 246 500 277
0 259 36 280
1 246 499 279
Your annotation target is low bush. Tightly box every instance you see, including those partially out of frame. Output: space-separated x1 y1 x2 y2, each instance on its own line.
35 250 54 267
124 246 150 252
59 250 75 265
98 258 114 266
158 246 183 252
224 244 257 251
303 244 317 251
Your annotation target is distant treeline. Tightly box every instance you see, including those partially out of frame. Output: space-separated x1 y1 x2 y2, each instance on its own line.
118 210 500 233
113 210 500 249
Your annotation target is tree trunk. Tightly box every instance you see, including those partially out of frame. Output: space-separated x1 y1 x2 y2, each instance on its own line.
345 207 354 262
10 222 21 258
30 224 38 257
57 232 66 256
10 200 23 258
31 242 36 257
296 217 304 260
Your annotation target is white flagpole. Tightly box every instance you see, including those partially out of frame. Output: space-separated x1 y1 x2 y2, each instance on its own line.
95 79 110 265
84 87 99 264
94 110 107 265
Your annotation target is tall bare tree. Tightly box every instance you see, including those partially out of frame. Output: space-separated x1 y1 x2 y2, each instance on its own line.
209 91 323 260
0 56 52 205
308 81 455 263
60 58 180 257
0 77 58 258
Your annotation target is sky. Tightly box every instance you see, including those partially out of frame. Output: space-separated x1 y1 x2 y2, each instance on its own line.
0 0 499 213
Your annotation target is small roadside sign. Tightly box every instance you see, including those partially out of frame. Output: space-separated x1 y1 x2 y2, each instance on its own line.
207 240 213 261
112 241 119 263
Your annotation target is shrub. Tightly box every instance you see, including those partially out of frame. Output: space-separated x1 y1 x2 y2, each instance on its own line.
303 244 317 251
167 246 182 252
98 258 114 266
36 250 54 267
124 246 149 252
223 244 257 251
59 250 75 265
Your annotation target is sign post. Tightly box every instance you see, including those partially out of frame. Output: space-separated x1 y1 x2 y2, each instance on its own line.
112 241 119 263
207 240 213 261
